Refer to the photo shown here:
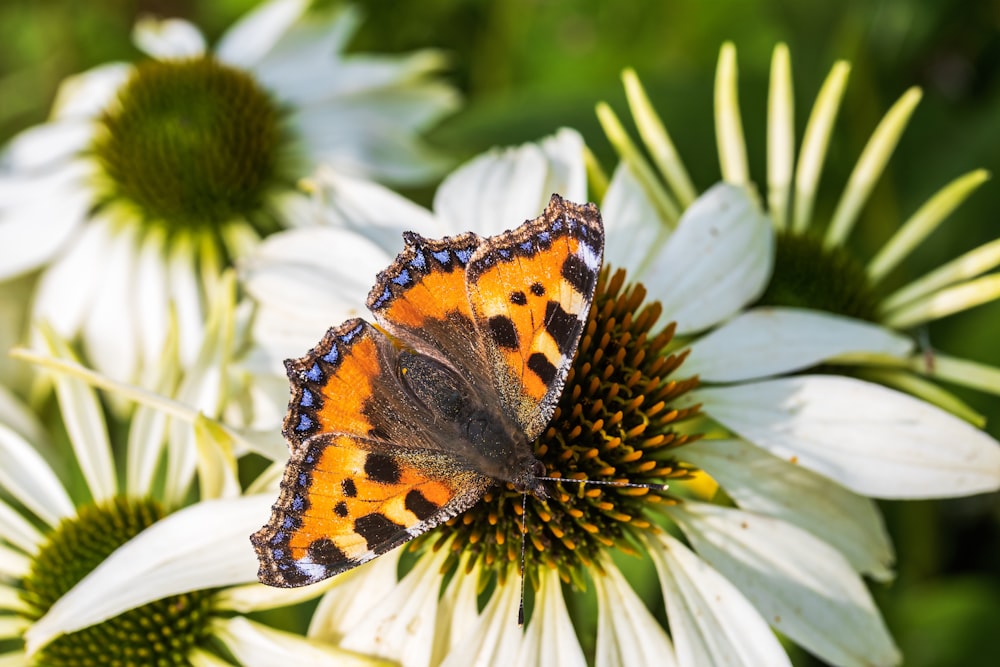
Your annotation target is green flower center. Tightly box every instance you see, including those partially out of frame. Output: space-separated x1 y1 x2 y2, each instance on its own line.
92 57 292 231
19 497 213 666
758 230 881 321
417 268 700 590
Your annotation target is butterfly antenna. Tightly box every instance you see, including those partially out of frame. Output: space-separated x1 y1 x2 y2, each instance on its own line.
518 490 527 626
535 476 669 492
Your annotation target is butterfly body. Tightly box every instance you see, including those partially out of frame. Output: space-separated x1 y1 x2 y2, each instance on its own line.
252 194 603 587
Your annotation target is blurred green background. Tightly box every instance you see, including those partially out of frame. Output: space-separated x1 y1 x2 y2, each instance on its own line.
2 1 998 665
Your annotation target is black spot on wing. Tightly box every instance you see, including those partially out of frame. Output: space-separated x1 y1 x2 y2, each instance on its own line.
308 537 347 564
342 479 357 497
364 453 401 484
530 282 546 297
543 300 578 355
488 315 519 350
527 352 557 386
510 290 527 305
355 513 405 550
334 501 349 517
561 253 597 296
405 489 439 520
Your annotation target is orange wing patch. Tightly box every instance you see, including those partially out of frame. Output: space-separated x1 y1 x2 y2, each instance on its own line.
282 320 381 450
251 434 492 588
467 195 604 440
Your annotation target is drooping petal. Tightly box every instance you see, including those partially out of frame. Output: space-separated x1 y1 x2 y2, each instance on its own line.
133 227 171 373
517 568 587 667
682 439 894 580
0 120 94 172
24 495 271 655
646 532 792 667
440 578 524 667
0 498 44 554
689 375 1000 498
601 164 672 279
594 561 678 667
0 424 74 528
50 63 131 120
668 502 901 667
433 129 587 237
683 308 913 382
308 551 403 641
215 0 311 69
642 183 773 334
212 616 389 667
132 17 206 59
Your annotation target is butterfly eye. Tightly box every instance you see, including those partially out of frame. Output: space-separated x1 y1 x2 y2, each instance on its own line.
530 459 546 478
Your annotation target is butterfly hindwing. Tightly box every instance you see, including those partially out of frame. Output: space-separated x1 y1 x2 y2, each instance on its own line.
251 433 492 587
466 194 604 440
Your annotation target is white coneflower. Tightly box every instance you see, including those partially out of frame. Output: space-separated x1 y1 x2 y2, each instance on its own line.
0 0 458 387
597 42 1000 424
241 131 1000 666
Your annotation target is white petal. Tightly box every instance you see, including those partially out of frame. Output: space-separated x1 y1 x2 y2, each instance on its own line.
669 502 901 666
213 617 381 667
0 120 94 172
440 577 524 667
308 551 402 640
518 568 587 667
0 386 47 449
0 424 74 528
336 548 448 667
645 183 773 334
690 375 1000 498
646 532 792 667
24 495 271 654
0 649 28 667
0 498 43 554
307 168 441 249
0 544 31 579
166 233 207 367
81 221 141 383
594 563 677 667
433 129 587 237
37 329 117 501
682 439 894 580
683 308 914 382
31 216 113 337
601 163 672 278
0 162 92 280
51 63 131 119
216 0 312 69
133 224 171 369
132 17 206 59
429 555 482 664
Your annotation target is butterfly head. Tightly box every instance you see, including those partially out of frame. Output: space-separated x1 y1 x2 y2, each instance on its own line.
511 457 550 500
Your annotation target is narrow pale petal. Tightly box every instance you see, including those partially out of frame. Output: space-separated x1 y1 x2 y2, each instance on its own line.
597 102 681 224
335 549 448 667
193 415 241 500
868 170 991 283
880 237 1000 315
0 386 46 449
433 129 587 237
622 67 697 208
50 63 131 119
132 17 206 59
824 88 922 248
429 555 482 664
767 44 794 230
133 228 171 372
601 164 672 280
189 647 234 667
594 561 678 667
0 424 75 527
0 120 94 172
0 162 92 280
859 368 985 427
0 498 44 554
37 327 117 501
304 168 440 250
689 375 1000 498
646 532 792 667
81 222 141 383
216 579 336 615
0 544 31 580
24 495 271 654
883 273 1000 329
215 0 312 68
644 183 773 334
683 307 913 382
518 568 587 667
715 43 750 186
792 61 850 234
682 439 894 580
669 502 901 666
0 650 27 667
911 352 1000 399
212 617 389 667
166 232 207 368
440 578 523 667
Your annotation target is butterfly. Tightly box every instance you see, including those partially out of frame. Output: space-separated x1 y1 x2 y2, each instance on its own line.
251 194 604 587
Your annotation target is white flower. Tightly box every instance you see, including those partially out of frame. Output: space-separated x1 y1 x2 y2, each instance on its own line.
242 130 1000 666
0 0 458 388
598 41 1000 424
